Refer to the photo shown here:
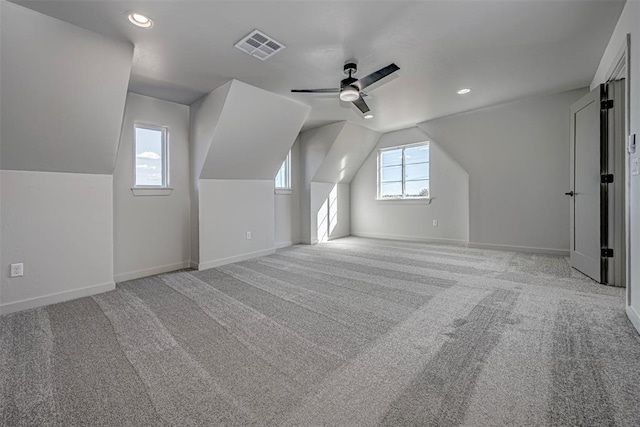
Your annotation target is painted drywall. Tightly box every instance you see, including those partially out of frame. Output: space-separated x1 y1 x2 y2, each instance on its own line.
310 182 351 243
351 127 469 244
274 139 302 248
189 81 232 264
298 121 380 244
590 0 640 332
418 88 588 253
198 179 275 269
113 93 191 282
298 122 345 244
0 171 114 314
200 80 310 180
313 123 381 184
0 1 132 174
189 80 308 264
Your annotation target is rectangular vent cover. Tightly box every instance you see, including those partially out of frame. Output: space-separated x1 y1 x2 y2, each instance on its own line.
234 30 285 61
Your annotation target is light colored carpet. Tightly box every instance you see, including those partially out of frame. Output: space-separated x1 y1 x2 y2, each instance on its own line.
2 237 639 426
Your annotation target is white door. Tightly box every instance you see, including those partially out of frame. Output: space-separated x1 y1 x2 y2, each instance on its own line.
569 86 605 282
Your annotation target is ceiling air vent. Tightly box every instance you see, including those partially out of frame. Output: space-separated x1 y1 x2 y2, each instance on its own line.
235 30 285 61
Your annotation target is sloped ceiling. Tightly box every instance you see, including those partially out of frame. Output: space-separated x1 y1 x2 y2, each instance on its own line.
197 80 310 180
10 0 625 132
0 2 133 174
190 81 233 181
299 122 347 184
312 123 380 184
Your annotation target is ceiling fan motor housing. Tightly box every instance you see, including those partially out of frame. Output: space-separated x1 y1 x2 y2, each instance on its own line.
343 62 358 76
340 76 360 91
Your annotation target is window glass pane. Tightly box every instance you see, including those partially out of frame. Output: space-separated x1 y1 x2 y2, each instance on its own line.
135 127 164 186
380 182 403 198
405 180 429 198
275 161 286 188
381 165 402 182
405 163 429 181
275 151 291 189
405 145 429 165
380 149 402 167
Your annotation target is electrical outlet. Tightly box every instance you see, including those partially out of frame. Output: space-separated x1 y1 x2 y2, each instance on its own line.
432 220 438 227
10 263 23 278
632 157 640 176
246 231 252 240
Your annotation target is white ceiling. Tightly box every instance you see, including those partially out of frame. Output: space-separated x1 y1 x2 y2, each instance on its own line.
11 0 625 132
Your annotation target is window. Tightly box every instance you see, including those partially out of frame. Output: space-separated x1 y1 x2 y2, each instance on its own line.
378 142 429 199
275 150 291 190
134 124 168 188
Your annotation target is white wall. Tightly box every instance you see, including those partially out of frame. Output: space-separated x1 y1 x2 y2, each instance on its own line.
0 1 132 174
274 139 302 248
418 88 588 254
298 122 380 244
190 80 307 264
0 2 132 314
299 123 346 243
590 0 640 333
113 93 191 282
199 80 310 180
189 82 232 264
351 127 469 244
198 179 275 269
310 182 351 243
0 171 114 315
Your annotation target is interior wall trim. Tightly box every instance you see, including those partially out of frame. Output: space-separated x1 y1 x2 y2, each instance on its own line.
0 281 115 316
351 232 469 247
114 261 191 283
468 242 569 256
196 248 276 271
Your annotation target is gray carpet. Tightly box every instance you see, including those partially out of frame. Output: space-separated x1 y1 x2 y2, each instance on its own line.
2 237 640 426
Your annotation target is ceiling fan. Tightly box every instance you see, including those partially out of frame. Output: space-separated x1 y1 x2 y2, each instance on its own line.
291 62 400 116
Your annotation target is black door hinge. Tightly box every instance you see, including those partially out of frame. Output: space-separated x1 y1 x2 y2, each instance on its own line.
601 248 614 258
601 174 614 183
601 100 614 109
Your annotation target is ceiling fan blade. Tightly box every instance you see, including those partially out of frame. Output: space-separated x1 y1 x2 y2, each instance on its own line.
359 63 400 90
352 96 370 114
291 88 340 93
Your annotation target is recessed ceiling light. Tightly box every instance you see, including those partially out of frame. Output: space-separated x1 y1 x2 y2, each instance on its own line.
457 88 471 95
127 12 153 29
364 114 374 119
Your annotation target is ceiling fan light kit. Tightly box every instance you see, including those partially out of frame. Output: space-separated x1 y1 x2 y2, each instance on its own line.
340 86 360 102
291 61 400 118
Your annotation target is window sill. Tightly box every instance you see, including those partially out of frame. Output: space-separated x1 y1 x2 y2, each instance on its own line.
131 187 173 196
275 188 293 195
376 197 431 205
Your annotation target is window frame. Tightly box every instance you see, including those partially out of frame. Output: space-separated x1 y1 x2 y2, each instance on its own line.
133 123 170 190
377 141 430 201
275 150 292 194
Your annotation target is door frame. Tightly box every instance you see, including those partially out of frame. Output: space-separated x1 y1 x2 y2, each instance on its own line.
604 35 631 300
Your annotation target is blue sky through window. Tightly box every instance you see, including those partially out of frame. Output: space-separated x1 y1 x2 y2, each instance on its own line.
135 127 164 186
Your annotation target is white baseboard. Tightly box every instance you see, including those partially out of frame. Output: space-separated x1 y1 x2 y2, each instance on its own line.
328 232 350 241
351 231 469 247
275 241 293 249
626 305 640 336
0 282 115 316
468 242 569 256
114 261 191 283
190 261 199 270
196 248 276 270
